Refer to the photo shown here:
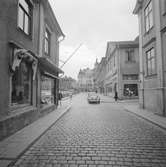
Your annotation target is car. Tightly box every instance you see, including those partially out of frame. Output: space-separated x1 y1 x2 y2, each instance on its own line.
87 92 100 104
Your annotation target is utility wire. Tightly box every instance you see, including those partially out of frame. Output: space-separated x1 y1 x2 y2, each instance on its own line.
60 43 83 68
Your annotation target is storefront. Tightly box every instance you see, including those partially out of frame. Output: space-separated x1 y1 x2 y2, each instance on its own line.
0 48 63 141
41 76 55 106
123 84 138 97
10 48 38 110
38 57 63 109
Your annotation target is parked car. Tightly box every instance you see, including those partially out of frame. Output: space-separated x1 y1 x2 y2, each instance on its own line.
87 92 100 104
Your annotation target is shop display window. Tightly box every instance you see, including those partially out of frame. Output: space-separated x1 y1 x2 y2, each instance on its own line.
123 84 138 97
41 76 54 106
11 59 32 106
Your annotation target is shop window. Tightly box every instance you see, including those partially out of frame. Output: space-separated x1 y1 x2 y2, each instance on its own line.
11 59 32 106
124 84 138 97
41 76 54 106
18 0 32 35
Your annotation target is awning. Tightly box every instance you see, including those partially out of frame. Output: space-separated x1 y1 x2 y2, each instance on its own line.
38 57 64 78
42 72 61 80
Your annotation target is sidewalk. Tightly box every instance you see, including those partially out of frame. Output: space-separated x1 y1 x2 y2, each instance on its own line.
0 101 71 167
122 103 166 131
99 94 166 131
99 94 138 103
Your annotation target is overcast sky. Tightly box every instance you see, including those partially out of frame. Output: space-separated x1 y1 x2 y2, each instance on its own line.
49 0 138 80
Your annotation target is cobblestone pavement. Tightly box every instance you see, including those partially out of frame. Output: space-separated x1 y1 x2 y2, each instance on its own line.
13 93 166 167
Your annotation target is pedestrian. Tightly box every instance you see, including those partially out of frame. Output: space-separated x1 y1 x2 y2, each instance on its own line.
70 92 72 101
114 91 118 101
58 92 63 106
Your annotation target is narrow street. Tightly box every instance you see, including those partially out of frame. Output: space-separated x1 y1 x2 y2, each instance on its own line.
13 93 166 167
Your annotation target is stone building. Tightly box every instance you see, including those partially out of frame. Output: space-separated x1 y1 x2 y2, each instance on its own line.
59 76 77 91
77 68 94 92
0 0 64 140
104 39 139 99
133 0 166 116
93 58 107 94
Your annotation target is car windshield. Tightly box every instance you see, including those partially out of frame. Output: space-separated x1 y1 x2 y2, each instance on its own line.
88 92 98 96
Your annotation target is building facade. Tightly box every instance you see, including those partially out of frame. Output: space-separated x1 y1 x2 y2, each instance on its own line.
77 68 94 92
93 58 107 94
104 40 139 99
133 0 166 116
59 76 77 91
0 0 64 140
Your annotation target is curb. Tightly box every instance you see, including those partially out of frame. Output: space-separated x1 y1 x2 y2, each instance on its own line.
8 105 71 167
123 107 166 132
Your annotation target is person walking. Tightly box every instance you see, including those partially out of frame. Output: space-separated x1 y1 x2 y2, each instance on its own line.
114 91 118 101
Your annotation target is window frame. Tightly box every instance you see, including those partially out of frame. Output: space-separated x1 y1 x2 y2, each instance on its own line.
123 74 139 80
44 29 51 56
146 47 156 76
40 75 55 107
144 0 153 33
18 0 32 36
10 47 33 109
125 50 135 63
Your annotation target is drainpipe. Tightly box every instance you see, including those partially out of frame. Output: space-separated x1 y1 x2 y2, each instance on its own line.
155 1 165 116
57 36 65 103
158 12 166 116
138 9 144 109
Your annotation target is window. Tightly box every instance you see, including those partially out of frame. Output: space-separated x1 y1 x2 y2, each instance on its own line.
146 48 156 76
11 58 32 106
44 29 50 56
18 0 32 35
124 84 138 97
144 0 153 32
113 56 116 67
123 74 138 80
126 50 134 62
41 76 54 107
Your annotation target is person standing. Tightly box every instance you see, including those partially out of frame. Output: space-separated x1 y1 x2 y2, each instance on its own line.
58 92 63 106
114 91 118 101
70 93 72 101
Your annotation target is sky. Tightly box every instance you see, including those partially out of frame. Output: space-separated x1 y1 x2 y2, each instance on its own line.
49 0 138 80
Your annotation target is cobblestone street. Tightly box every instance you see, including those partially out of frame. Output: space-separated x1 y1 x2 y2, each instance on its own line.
13 94 166 167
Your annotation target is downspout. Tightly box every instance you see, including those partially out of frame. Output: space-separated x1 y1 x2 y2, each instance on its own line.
158 3 166 116
155 1 165 116
36 2 41 110
138 8 144 109
117 44 121 99
57 36 65 105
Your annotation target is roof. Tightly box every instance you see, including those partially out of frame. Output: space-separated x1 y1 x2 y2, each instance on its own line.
41 0 65 37
133 0 143 14
108 40 139 49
